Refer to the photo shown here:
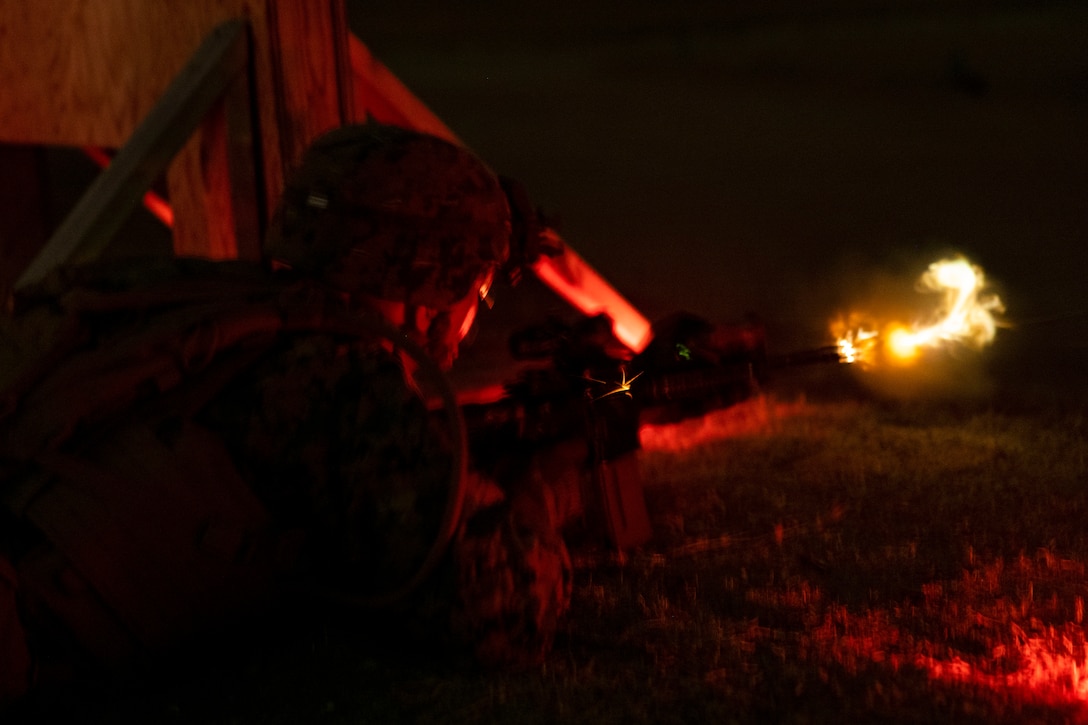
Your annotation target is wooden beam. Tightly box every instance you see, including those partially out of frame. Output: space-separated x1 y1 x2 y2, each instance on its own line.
349 35 461 146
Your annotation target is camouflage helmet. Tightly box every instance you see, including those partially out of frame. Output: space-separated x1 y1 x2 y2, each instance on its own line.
266 124 511 309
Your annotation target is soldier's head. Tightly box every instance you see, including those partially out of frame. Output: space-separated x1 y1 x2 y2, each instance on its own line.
266 124 511 368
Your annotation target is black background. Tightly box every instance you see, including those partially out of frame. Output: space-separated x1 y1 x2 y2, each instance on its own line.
350 1 1088 396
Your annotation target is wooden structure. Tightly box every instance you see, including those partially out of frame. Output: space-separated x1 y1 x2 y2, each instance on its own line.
0 0 456 299
0 1 659 562
0 0 653 351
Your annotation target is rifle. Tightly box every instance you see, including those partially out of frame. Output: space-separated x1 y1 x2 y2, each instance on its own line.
460 310 840 551
456 182 848 551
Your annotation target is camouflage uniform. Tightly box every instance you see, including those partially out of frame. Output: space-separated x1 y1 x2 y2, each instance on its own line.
0 125 572 704
265 123 570 653
265 124 572 660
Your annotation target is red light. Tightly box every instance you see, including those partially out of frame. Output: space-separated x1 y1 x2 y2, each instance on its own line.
83 146 175 228
531 245 652 354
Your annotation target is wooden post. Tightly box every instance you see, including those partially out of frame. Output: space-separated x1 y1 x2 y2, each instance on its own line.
170 0 353 261
267 0 353 173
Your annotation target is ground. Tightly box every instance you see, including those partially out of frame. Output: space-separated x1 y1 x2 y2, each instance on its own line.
13 382 1088 723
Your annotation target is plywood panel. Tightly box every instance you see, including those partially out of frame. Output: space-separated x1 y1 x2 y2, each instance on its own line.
0 0 257 149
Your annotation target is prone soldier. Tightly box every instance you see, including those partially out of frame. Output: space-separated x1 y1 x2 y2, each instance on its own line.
0 124 573 705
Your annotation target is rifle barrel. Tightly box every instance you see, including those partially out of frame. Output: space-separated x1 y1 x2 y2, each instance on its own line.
767 345 843 368
636 362 755 406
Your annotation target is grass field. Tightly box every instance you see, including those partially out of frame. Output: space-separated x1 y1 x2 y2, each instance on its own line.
17 359 1088 724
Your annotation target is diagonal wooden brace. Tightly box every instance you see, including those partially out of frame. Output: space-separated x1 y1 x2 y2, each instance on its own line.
15 20 254 291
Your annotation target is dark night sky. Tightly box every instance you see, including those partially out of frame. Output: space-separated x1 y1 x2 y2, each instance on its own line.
350 1 1088 393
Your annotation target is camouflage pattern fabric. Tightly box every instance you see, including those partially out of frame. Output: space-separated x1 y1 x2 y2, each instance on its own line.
451 494 573 667
202 330 575 663
266 124 511 309
0 262 466 669
198 329 457 600
0 112 583 682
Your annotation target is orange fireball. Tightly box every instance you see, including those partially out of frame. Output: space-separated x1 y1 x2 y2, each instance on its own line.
834 256 1005 367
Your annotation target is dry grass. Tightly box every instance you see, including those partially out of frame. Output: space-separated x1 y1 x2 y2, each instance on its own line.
14 384 1088 724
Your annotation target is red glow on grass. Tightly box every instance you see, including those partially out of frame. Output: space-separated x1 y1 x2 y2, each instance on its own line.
797 551 1088 718
809 612 1088 715
639 396 813 451
916 630 1088 713
642 398 1088 717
